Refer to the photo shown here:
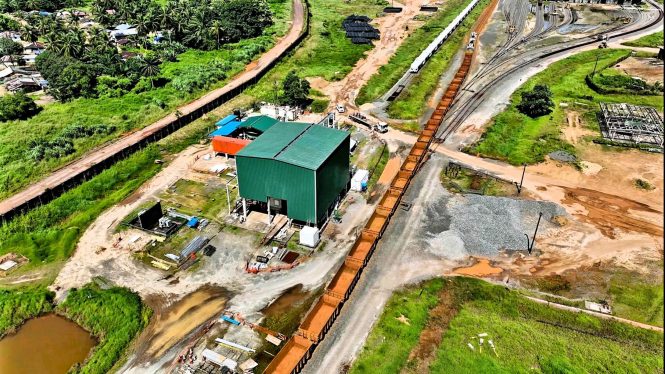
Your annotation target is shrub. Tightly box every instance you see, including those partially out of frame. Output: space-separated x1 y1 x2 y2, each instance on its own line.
516 84 554 118
0 92 41 121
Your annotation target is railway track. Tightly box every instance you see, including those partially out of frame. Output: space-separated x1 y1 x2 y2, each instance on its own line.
263 32 481 374
438 1 663 141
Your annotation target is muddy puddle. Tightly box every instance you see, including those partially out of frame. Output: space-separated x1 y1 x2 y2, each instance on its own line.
454 258 503 277
0 314 96 374
262 284 310 317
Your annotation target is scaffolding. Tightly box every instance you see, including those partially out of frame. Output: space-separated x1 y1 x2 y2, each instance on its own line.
598 102 664 148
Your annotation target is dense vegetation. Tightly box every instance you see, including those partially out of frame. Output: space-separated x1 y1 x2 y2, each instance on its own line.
589 68 663 95
92 0 273 49
281 70 311 107
58 285 151 373
0 36 22 55
0 0 82 12
356 0 477 108
0 92 41 121
470 49 663 165
0 13 20 30
0 0 290 199
623 31 664 48
0 287 54 337
351 277 664 373
516 84 554 118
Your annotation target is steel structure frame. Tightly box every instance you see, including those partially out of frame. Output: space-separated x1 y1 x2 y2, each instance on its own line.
599 102 664 147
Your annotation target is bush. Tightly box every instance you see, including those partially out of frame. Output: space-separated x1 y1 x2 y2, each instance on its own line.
281 70 310 107
0 36 23 56
0 288 54 337
171 60 229 93
516 84 554 118
58 285 151 374
0 92 41 121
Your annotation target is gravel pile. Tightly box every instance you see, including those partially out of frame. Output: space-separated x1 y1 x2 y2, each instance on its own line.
420 184 566 259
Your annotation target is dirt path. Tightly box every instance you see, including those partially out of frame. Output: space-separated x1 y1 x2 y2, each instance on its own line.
524 296 664 332
309 0 423 109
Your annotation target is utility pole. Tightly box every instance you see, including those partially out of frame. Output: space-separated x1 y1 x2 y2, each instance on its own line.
514 164 526 194
591 55 600 78
525 212 543 255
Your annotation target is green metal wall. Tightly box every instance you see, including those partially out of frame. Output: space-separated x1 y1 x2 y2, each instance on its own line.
316 136 350 223
236 135 349 225
236 156 317 223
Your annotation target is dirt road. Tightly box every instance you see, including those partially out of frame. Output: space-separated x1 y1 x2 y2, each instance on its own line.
0 0 306 221
309 0 423 109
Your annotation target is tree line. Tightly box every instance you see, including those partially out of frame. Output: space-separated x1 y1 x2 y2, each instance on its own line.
92 0 273 50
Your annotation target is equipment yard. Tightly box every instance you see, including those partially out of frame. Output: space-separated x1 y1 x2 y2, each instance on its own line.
0 0 662 372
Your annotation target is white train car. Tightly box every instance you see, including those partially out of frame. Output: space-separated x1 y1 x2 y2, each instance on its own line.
409 0 482 73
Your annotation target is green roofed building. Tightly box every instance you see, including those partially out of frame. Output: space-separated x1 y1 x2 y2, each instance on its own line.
236 122 350 226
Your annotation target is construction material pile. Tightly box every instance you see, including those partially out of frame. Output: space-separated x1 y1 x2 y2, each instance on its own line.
343 15 380 44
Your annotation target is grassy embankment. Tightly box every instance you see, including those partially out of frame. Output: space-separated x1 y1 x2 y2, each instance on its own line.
0 0 291 200
57 285 151 373
356 0 489 122
623 31 664 48
0 287 54 337
0 285 149 374
351 277 664 373
470 49 664 165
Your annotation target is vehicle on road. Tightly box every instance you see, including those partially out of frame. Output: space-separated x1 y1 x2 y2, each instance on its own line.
336 104 346 113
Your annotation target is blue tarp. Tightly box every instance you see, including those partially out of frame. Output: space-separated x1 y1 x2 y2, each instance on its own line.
187 217 199 228
216 114 238 128
209 121 242 137
221 316 241 325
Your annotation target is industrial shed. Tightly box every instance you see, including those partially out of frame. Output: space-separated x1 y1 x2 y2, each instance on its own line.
236 122 350 226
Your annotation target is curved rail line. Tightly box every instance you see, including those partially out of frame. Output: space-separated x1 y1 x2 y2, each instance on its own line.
263 47 477 374
439 2 664 141
0 0 309 223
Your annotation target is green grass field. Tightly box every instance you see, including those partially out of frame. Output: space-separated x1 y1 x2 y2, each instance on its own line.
0 0 291 200
242 0 387 103
356 0 476 107
623 31 664 48
470 49 664 165
386 0 491 120
351 277 664 374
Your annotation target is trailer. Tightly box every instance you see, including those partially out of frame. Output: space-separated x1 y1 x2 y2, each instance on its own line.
349 112 373 129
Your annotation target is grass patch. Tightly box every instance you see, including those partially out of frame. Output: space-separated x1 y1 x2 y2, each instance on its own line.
159 178 236 221
364 143 389 193
243 0 387 103
0 287 54 337
356 0 477 107
609 272 663 327
387 0 491 120
0 0 291 200
623 31 664 48
634 178 655 190
0 113 218 276
350 279 445 373
470 49 664 165
57 284 151 374
439 166 512 196
352 277 664 373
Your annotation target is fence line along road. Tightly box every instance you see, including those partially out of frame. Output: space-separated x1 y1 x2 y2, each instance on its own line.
0 0 308 223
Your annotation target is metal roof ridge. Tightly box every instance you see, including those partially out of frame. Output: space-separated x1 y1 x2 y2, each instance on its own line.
272 122 315 160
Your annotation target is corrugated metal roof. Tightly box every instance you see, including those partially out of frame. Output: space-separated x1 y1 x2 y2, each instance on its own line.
241 115 279 133
209 121 242 137
237 123 349 170
216 114 238 127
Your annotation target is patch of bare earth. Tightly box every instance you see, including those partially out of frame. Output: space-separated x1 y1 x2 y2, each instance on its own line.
402 281 458 374
615 57 664 85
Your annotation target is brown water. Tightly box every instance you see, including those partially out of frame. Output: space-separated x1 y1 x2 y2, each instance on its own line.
0 314 96 374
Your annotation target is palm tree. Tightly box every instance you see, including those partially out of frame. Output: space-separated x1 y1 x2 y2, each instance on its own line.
138 55 160 88
20 25 39 43
209 19 224 49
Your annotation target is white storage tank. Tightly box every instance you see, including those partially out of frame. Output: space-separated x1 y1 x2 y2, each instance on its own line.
350 169 369 192
300 226 320 247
